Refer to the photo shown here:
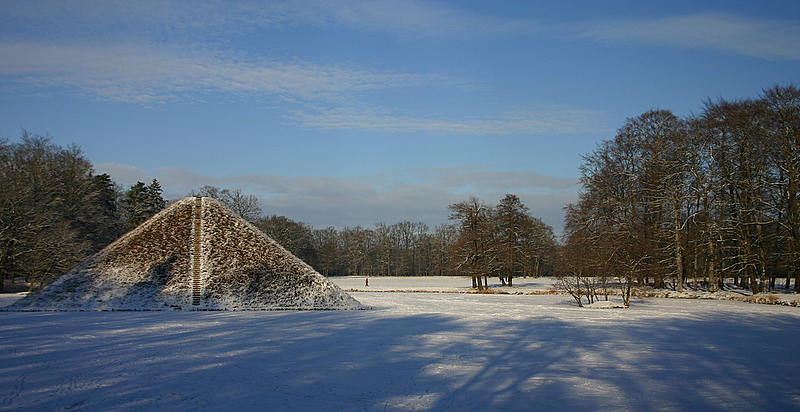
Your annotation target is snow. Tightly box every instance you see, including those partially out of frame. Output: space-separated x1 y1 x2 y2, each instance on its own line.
0 292 27 308
2 276 799 411
583 300 626 309
340 275 556 293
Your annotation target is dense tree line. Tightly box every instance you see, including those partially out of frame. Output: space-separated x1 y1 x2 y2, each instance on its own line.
254 194 557 282
563 85 800 301
257 216 457 278
0 132 166 291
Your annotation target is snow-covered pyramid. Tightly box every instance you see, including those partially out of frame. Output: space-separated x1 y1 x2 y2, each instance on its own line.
11 197 364 311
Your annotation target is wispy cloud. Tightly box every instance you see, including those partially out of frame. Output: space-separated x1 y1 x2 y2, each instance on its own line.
5 2 797 59
271 0 539 39
3 3 791 138
576 13 800 61
291 105 607 135
1 0 538 41
0 41 448 105
0 38 604 134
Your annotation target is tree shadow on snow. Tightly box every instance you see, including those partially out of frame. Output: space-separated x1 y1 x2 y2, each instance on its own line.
1 305 799 411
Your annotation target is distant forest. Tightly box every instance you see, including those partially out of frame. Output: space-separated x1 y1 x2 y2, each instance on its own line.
2 85 798 294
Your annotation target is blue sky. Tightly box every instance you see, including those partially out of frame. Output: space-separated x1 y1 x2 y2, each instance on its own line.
1 1 798 233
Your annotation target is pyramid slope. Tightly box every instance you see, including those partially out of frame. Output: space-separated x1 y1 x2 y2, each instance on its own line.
11 197 364 311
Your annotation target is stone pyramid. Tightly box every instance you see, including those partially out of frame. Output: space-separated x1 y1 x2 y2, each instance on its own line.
11 197 364 310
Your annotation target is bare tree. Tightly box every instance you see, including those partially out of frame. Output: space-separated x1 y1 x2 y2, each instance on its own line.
555 234 599 307
311 227 340 277
253 214 315 264
494 194 528 286
448 196 495 290
225 189 262 222
0 132 115 290
373 222 396 276
339 226 375 277
566 86 800 299
190 186 262 221
563 110 687 304
760 85 800 291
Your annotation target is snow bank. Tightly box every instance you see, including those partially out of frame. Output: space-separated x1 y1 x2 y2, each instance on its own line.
627 286 800 307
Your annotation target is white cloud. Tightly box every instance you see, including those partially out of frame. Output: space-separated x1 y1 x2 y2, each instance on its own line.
577 13 800 61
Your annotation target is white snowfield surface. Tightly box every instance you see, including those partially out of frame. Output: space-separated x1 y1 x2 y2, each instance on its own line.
2 276 799 411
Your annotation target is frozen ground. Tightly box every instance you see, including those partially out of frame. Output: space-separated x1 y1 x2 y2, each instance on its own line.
2 277 799 411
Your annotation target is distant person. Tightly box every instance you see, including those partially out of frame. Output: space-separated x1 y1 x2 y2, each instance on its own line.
365 277 369 287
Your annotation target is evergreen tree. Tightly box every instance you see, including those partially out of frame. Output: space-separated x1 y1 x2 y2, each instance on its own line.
122 179 166 231
146 179 167 214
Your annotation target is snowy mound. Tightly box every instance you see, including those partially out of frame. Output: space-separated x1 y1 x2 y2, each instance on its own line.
10 197 364 311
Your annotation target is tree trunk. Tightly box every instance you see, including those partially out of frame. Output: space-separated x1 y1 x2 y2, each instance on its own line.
675 202 684 292
621 277 632 307
708 240 717 292
475 275 485 290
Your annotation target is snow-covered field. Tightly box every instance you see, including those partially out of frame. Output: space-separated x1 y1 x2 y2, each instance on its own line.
337 275 557 293
2 276 800 411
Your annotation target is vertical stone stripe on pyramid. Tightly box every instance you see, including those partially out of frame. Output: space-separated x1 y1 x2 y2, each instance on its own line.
191 196 203 306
